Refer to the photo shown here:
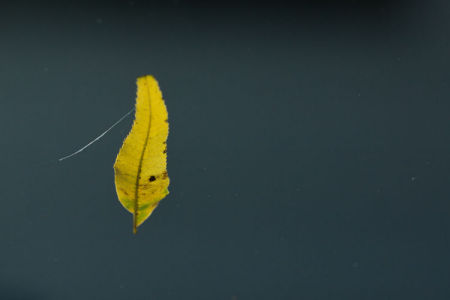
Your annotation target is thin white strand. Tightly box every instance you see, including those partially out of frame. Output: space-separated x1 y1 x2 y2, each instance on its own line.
58 108 135 162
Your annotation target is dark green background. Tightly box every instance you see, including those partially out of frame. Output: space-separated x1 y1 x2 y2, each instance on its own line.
1 1 450 299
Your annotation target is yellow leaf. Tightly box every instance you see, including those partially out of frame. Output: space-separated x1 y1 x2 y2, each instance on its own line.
114 75 169 234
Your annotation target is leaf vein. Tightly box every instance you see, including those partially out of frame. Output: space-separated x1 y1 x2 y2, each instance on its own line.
133 77 152 234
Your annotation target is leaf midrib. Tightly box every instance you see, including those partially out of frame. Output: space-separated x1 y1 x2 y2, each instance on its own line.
133 77 152 234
